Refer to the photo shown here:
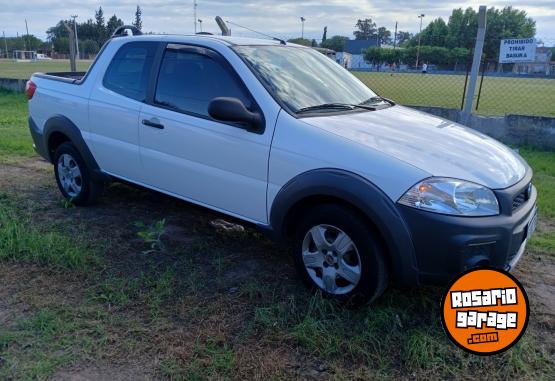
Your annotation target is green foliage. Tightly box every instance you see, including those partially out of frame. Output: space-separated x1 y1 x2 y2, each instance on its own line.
60 198 75 209
53 36 69 54
0 201 100 269
352 71 555 117
409 6 536 60
80 39 100 55
135 219 166 253
106 15 124 37
0 306 109 380
286 38 312 46
396 31 412 47
0 89 33 161
0 35 44 55
132 5 143 31
160 339 235 380
320 35 349 52
417 18 449 47
354 18 377 40
377 26 392 45
45 7 135 53
364 46 470 69
0 59 92 80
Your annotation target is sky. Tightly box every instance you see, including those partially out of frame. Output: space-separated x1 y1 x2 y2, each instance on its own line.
1 0 555 45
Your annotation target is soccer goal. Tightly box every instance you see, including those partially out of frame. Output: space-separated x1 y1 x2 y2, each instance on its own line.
13 50 37 62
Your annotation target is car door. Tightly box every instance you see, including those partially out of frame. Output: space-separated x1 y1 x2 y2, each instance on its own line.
138 43 273 223
88 41 159 182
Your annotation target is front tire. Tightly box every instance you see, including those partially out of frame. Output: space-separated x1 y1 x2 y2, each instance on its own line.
292 204 388 305
53 142 103 206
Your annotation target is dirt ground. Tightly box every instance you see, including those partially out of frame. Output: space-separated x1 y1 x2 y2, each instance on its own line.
1 158 554 380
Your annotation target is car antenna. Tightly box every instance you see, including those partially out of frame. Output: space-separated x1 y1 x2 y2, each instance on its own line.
225 20 286 45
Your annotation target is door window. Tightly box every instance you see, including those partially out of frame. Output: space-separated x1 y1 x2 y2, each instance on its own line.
154 47 251 118
103 42 158 101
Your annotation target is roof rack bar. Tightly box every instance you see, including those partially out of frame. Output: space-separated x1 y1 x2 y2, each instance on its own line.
112 25 143 38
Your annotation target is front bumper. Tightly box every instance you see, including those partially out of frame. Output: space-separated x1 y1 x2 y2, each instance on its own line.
398 170 537 284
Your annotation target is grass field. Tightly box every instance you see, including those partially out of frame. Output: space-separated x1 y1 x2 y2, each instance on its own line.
354 71 555 117
0 59 92 78
0 90 554 380
1 59 553 118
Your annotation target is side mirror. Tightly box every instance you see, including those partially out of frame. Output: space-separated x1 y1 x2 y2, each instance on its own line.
208 97 264 133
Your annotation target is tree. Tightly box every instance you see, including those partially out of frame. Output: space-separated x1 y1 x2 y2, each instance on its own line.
396 31 411 46
418 18 449 47
377 26 391 45
132 5 143 31
80 39 100 55
287 38 312 46
94 6 106 45
444 7 477 50
53 37 70 54
408 6 535 61
311 39 317 47
482 6 535 60
322 26 327 43
364 47 381 63
320 35 348 52
107 15 124 37
448 47 470 70
354 18 377 40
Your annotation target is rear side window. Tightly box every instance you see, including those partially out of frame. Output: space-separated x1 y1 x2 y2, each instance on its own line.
103 42 158 101
154 47 251 118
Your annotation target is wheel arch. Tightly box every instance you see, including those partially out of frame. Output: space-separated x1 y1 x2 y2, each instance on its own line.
43 115 109 182
269 168 419 285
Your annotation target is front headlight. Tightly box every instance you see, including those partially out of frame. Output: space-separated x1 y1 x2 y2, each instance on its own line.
398 178 499 216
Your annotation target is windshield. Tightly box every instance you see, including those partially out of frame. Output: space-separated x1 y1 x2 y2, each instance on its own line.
233 45 379 114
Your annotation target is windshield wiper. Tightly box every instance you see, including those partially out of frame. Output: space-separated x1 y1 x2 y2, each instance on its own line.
296 103 375 114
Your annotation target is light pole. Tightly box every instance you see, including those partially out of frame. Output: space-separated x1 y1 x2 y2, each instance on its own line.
70 15 79 60
415 14 425 69
194 0 197 33
198 19 203 33
300 17 305 40
2 31 7 59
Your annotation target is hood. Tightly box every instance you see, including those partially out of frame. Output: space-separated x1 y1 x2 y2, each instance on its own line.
302 105 527 189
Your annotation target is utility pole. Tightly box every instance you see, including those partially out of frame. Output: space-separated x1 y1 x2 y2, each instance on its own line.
415 14 425 69
300 17 305 39
70 15 79 60
194 0 197 33
198 19 203 33
2 31 8 59
63 21 76 71
394 21 398 49
462 5 487 124
25 19 29 51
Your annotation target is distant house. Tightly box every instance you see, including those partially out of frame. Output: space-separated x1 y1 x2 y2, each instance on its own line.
336 39 379 69
513 47 554 76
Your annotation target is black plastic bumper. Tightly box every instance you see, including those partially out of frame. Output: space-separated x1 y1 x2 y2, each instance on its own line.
28 117 50 161
397 170 537 285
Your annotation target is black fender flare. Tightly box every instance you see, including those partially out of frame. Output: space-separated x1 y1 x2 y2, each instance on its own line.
269 168 419 285
42 115 109 182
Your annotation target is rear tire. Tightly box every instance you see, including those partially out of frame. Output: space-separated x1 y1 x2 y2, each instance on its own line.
53 142 103 206
292 204 388 306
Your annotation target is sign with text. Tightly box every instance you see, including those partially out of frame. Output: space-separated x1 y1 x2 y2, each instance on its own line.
499 38 536 63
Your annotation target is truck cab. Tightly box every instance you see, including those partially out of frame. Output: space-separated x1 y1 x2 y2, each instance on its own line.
27 30 537 305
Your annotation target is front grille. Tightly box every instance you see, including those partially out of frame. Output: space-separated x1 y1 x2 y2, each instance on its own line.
512 182 531 211
512 191 526 210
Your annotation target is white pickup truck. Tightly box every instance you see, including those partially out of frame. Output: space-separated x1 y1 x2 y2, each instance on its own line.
27 27 537 305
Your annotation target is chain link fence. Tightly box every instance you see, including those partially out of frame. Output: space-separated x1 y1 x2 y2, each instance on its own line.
350 42 555 118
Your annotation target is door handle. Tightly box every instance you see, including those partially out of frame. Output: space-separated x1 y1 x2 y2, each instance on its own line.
142 119 164 129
